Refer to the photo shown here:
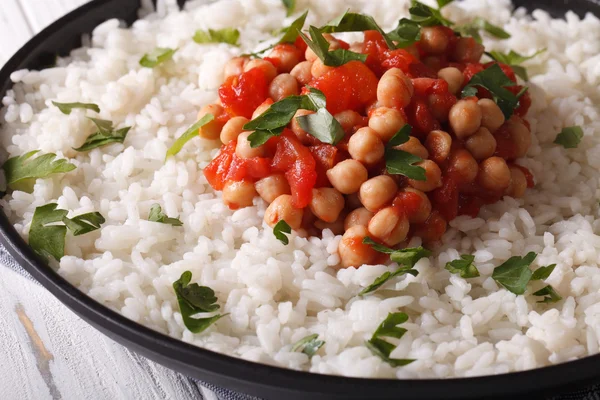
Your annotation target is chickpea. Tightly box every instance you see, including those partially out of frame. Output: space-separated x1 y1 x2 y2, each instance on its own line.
395 136 429 160
255 174 290 203
305 34 340 62
268 73 299 102
408 160 442 192
368 207 410 246
338 225 378 268
309 188 345 223
359 176 398 212
222 180 257 209
428 93 453 123
420 26 450 55
198 104 226 140
506 117 532 158
252 99 273 120
449 149 478 184
377 68 414 109
290 109 315 144
290 61 313 86
368 107 407 142
236 131 265 159
465 127 497 160
425 130 452 163
224 57 249 80
311 58 334 79
453 37 485 64
264 194 304 229
344 207 374 230
348 127 385 165
366 100 381 116
400 188 432 224
244 59 277 82
267 44 301 73
326 160 368 194
505 166 528 198
478 99 505 133
335 110 364 134
449 99 482 139
220 116 249 144
477 157 511 192
438 67 464 95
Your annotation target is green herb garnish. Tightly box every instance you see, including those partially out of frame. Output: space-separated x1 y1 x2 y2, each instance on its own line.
387 18 422 48
554 126 583 149
273 220 292 245
165 113 215 159
533 285 562 304
246 11 309 57
291 334 325 356
193 28 240 46
281 0 296 16
173 271 226 333
299 27 366 67
3 151 76 193
366 312 414 367
409 1 453 27
74 118 130 152
139 48 177 68
148 204 183 226
62 212 105 236
456 17 510 44
296 108 345 145
486 49 546 81
445 254 480 278
52 101 100 115
321 11 396 49
462 63 526 119
531 264 556 281
384 125 426 181
491 252 536 295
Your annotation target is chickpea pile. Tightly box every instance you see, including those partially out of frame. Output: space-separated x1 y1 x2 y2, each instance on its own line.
202 26 534 269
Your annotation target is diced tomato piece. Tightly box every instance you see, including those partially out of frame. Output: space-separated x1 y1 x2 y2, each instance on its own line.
219 68 269 118
413 210 447 243
407 99 440 137
463 63 484 84
362 30 389 76
493 124 517 159
510 85 531 117
457 194 484 218
393 191 423 217
484 61 517 83
204 141 236 191
272 131 317 208
309 145 338 188
311 61 378 115
432 175 459 221
382 49 418 74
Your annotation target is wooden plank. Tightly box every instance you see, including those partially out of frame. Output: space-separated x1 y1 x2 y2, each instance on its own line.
0 0 34 65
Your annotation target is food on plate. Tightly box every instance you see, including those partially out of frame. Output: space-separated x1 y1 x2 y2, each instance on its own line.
1 0 598 379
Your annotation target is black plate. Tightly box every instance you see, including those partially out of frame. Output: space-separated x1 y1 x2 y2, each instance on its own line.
1 1 599 399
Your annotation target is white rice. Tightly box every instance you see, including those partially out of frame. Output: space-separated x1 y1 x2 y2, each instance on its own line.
2 0 600 379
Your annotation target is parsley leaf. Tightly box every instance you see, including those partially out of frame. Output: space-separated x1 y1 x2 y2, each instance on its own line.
554 126 583 149
273 220 292 245
320 11 396 49
173 271 226 333
461 63 524 119
409 1 453 27
28 203 68 262
193 28 240 46
62 212 105 236
139 48 177 68
366 312 414 367
457 18 510 44
445 254 480 278
531 264 556 281
299 27 366 67
291 334 325 356
296 108 345 145
486 49 546 81
148 204 183 226
492 252 536 295
533 285 562 304
387 18 422 48
74 118 130 152
384 125 426 181
436 0 454 7
281 0 296 17
3 151 76 193
52 101 100 115
166 114 215 159
245 11 308 57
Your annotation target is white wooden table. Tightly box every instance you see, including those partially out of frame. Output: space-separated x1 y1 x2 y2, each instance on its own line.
0 2 216 399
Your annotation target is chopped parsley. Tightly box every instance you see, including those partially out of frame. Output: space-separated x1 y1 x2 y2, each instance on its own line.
74 118 130 152
491 252 536 295
533 285 562 304
193 28 240 46
531 264 556 281
296 108 345 145
3 151 76 193
246 11 309 57
486 48 546 81
456 17 510 44
387 18 422 48
384 125 426 181
139 47 177 68
366 312 414 367
320 11 396 49
298 27 366 67
291 334 325 357
62 212 105 236
173 271 226 333
409 1 453 27
148 204 183 226
52 101 100 115
273 220 292 245
281 0 296 17
445 254 480 278
165 113 215 159
554 126 583 149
